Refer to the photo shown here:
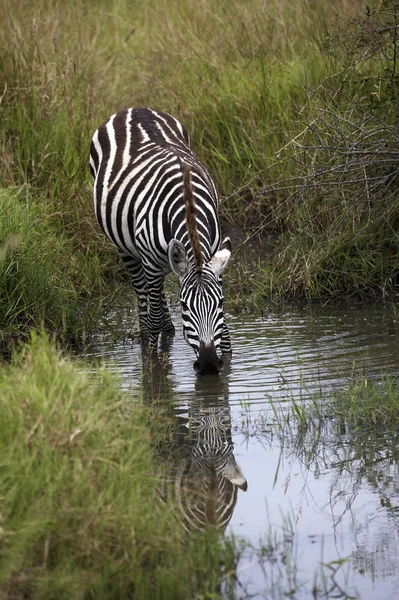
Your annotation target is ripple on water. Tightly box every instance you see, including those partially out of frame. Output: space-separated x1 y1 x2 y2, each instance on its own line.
86 306 399 404
83 304 399 600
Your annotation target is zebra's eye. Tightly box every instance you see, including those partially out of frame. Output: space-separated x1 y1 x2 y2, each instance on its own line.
181 301 189 311
218 298 224 309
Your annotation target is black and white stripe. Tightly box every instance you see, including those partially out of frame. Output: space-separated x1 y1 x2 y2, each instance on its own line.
174 399 248 532
141 349 247 532
90 108 231 372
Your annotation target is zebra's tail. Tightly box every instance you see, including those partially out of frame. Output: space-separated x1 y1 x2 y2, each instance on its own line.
182 163 203 272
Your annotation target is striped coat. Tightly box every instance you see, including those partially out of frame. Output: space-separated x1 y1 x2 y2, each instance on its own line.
90 108 231 373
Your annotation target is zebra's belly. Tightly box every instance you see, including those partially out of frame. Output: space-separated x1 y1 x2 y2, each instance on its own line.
134 229 172 274
121 236 142 260
93 183 141 260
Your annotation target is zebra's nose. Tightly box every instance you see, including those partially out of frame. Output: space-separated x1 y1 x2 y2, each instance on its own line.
193 341 223 375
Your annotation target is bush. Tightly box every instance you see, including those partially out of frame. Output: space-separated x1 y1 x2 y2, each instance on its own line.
257 1 399 298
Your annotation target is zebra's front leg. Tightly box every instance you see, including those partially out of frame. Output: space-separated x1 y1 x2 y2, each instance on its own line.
145 268 171 352
162 292 175 334
119 252 150 340
220 316 232 354
159 292 175 354
136 291 150 342
218 276 231 355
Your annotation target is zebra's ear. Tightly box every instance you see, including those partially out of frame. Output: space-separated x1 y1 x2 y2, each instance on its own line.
168 239 190 278
221 455 248 491
208 237 231 277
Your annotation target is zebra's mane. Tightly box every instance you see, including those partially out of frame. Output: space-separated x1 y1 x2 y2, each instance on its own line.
182 163 203 272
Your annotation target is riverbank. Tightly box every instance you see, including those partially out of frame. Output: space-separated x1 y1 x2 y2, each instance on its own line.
2 311 399 598
2 0 398 347
0 333 242 599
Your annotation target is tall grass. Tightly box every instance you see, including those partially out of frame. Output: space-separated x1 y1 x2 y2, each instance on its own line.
2 0 388 321
256 1 399 298
0 188 119 347
0 0 352 196
0 333 238 599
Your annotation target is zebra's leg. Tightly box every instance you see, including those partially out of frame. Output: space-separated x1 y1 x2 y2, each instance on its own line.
119 252 149 339
160 291 175 354
162 292 175 334
219 276 231 354
220 316 232 354
144 266 170 351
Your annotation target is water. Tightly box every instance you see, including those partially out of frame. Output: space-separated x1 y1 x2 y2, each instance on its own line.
84 304 399 599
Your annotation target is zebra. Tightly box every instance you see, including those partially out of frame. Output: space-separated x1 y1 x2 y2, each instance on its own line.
90 108 231 374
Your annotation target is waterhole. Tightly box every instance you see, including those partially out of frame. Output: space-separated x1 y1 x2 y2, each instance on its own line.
84 304 399 600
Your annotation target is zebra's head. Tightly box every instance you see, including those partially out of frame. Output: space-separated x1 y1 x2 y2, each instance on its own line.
168 237 231 375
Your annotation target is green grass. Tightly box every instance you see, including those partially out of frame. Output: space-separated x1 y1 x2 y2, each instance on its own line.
1 0 396 330
0 0 344 199
0 188 121 346
333 376 399 429
253 1 399 299
0 332 240 599
264 376 399 458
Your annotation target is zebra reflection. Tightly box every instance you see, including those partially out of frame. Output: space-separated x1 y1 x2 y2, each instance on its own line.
141 352 247 532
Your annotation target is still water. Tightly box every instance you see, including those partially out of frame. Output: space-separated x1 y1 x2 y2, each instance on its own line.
84 304 399 600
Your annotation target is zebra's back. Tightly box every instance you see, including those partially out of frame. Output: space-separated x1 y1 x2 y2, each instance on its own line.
90 108 220 266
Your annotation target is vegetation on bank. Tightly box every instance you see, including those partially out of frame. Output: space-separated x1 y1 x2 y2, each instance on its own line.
0 333 241 599
260 1 399 300
0 0 398 339
0 188 122 348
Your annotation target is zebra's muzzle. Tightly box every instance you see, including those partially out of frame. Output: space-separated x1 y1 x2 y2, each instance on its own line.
193 341 223 375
